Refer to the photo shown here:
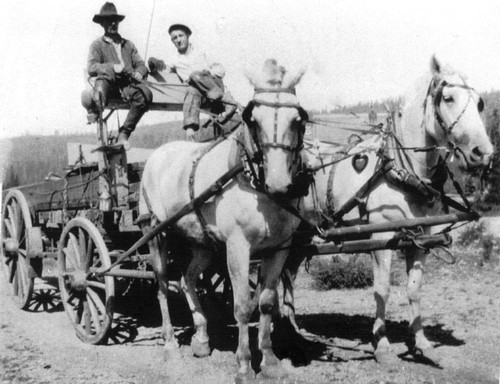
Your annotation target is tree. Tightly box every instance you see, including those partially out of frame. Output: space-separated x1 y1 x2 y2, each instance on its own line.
3 165 20 189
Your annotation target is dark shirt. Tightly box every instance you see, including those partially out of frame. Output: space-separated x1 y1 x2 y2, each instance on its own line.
87 35 148 81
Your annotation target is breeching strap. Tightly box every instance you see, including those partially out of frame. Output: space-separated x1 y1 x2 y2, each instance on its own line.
91 163 244 278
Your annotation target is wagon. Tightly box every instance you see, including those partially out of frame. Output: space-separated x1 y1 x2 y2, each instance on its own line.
0 78 478 345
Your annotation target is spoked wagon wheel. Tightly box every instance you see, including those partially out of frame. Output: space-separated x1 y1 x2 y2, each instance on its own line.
58 217 115 344
1 189 35 309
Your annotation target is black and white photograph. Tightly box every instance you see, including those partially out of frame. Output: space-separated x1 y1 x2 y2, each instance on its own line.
1 1 499 383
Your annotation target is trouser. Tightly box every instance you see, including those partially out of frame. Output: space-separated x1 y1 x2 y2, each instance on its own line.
183 71 226 129
93 78 153 136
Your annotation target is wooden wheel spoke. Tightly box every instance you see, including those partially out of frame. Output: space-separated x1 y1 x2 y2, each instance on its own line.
63 247 80 271
78 228 87 265
87 287 106 314
57 217 114 344
87 280 106 291
3 218 15 238
9 261 17 284
17 258 29 298
66 291 77 306
18 233 27 249
68 233 83 268
86 236 95 265
82 300 92 333
6 205 17 239
75 297 84 324
87 293 102 332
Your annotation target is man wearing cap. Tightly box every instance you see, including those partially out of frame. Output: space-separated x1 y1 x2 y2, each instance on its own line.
85 2 152 148
148 23 236 141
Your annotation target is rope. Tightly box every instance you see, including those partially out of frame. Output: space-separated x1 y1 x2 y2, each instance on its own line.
143 0 156 60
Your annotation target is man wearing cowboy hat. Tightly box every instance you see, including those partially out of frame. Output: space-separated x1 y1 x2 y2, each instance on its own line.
148 23 237 141
85 2 152 148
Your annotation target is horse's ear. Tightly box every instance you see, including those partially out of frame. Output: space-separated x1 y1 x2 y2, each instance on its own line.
242 101 256 125
430 55 442 76
244 67 262 88
282 67 306 90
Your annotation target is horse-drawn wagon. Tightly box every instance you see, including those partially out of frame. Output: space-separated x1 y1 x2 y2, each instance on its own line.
1 56 493 379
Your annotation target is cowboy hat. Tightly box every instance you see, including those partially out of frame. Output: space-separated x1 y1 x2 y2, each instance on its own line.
93 2 125 23
168 23 192 36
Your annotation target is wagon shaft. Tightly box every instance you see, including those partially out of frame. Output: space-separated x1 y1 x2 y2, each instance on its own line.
321 211 478 241
299 233 451 256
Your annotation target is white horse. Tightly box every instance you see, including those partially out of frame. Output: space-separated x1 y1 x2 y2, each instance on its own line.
139 61 308 382
281 55 493 365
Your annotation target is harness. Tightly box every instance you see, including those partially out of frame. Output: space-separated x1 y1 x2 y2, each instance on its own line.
240 87 309 196
424 76 483 157
179 87 312 250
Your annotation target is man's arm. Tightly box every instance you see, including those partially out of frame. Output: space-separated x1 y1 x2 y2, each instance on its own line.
87 40 114 79
128 41 148 78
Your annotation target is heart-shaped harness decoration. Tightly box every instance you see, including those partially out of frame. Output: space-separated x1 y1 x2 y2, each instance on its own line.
352 153 368 173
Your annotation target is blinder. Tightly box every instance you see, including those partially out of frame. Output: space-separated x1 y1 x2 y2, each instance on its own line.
242 100 256 127
478 97 484 113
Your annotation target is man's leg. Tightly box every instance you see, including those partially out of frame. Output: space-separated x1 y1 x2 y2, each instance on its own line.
119 84 153 145
183 86 203 141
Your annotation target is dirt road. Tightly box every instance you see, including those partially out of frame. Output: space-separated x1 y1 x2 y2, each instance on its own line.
1 228 500 384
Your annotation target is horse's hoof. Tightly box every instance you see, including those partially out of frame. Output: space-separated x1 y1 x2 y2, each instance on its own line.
191 338 211 358
163 343 182 361
414 346 442 366
258 364 288 380
374 347 400 365
234 370 256 384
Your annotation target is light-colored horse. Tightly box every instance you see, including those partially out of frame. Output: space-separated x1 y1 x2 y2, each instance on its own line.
139 61 307 381
282 55 493 365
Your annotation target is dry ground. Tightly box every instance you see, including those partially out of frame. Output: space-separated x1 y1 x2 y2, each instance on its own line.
1 219 500 384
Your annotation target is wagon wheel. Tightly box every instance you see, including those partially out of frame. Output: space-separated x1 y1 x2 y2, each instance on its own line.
1 189 36 309
58 217 115 344
198 259 260 322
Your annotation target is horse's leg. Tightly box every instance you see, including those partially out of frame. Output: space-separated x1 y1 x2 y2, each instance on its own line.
181 245 213 357
281 247 304 333
371 247 399 364
258 249 289 379
148 234 181 360
406 248 441 365
226 235 256 383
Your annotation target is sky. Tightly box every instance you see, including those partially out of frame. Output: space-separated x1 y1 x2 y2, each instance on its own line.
2 0 500 139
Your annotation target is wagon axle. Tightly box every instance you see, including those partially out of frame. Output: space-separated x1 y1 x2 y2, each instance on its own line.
3 238 19 256
63 270 89 293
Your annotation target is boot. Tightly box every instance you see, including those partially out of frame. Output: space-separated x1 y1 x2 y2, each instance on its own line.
115 130 131 151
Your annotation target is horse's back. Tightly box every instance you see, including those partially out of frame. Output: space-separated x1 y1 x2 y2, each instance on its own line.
140 141 210 221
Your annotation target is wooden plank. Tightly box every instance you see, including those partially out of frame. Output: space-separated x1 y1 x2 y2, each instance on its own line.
67 143 154 166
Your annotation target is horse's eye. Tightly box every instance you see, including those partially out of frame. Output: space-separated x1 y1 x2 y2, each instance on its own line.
443 95 454 103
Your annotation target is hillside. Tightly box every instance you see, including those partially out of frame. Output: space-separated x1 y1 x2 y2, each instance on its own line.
2 90 500 200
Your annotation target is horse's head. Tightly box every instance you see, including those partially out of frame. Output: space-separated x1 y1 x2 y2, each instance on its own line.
424 55 493 170
243 60 308 195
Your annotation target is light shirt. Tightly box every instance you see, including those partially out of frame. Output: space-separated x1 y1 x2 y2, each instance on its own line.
165 44 213 83
103 36 124 65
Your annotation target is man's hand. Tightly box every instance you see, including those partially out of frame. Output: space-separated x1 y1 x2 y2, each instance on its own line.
113 63 125 73
148 57 166 73
132 71 143 81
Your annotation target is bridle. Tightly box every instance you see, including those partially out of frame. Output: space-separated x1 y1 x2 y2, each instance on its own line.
425 76 484 146
243 87 308 155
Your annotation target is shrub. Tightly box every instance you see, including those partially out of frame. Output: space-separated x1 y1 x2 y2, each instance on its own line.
455 221 500 264
309 255 373 290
